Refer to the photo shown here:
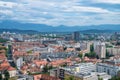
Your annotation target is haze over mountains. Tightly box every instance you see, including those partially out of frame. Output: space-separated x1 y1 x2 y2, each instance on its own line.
0 20 120 32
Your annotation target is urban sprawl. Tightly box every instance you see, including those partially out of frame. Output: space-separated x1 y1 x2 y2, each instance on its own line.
0 31 120 80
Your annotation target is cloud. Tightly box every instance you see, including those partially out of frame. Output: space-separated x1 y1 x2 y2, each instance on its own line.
0 0 120 26
64 6 111 13
92 0 120 4
0 9 13 15
0 1 17 8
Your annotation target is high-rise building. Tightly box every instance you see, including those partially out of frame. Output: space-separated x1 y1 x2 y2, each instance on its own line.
94 41 106 58
80 41 90 52
72 31 80 41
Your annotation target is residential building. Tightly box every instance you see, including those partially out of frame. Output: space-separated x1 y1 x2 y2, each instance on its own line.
107 46 120 56
34 74 60 80
15 57 23 70
97 59 120 76
94 41 106 58
97 73 111 80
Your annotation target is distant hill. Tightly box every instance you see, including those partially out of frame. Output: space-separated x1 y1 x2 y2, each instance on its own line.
0 29 39 34
80 29 120 33
0 29 119 34
0 20 120 32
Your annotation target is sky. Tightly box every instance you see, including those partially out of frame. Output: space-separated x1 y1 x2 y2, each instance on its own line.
0 0 120 26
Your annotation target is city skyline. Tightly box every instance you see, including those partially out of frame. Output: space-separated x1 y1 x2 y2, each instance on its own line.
0 1 120 80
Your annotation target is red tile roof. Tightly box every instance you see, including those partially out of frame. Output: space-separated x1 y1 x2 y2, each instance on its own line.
0 60 16 71
34 74 60 80
33 60 48 67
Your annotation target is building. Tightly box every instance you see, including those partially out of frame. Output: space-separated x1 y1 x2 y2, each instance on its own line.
17 75 34 80
72 31 80 42
94 41 106 58
50 68 65 80
107 46 120 56
15 57 23 70
51 67 111 80
117 71 120 77
34 74 60 80
0 60 17 78
8 67 17 78
111 32 120 41
80 41 91 53
97 73 111 80
65 72 98 80
50 63 96 80
63 63 96 74
97 59 120 76
64 35 72 41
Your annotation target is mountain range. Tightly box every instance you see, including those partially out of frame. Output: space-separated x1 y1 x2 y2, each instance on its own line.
0 20 120 32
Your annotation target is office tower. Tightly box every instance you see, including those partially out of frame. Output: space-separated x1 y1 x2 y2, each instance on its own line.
72 31 80 42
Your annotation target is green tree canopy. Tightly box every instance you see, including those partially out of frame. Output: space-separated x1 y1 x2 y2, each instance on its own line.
0 38 8 43
0 74 2 80
65 76 75 80
110 76 120 80
4 70 10 80
90 44 94 52
85 52 96 58
78 54 83 58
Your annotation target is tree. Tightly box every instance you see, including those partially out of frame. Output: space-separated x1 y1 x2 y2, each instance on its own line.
85 52 96 58
64 47 67 51
78 54 83 58
69 76 74 80
84 44 97 58
0 74 2 80
90 44 94 52
110 76 120 80
106 50 114 59
4 70 10 80
106 50 110 59
43 65 48 73
61 63 67 67
96 55 99 59
65 76 75 80
49 65 53 69
0 38 8 43
98 77 103 80
42 65 53 74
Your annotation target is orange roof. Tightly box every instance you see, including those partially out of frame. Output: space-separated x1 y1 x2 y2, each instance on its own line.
0 53 7 60
0 60 16 71
66 48 75 52
0 60 10 67
0 46 6 48
34 74 60 80
7 66 16 71
33 60 48 67
49 58 72 67
0 50 6 53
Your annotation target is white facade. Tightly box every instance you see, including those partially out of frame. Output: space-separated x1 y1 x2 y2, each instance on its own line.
82 72 98 80
63 63 96 74
94 41 106 58
107 47 120 56
75 63 96 74
9 70 17 78
97 73 111 80
97 63 120 76
80 41 90 52
16 57 23 70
